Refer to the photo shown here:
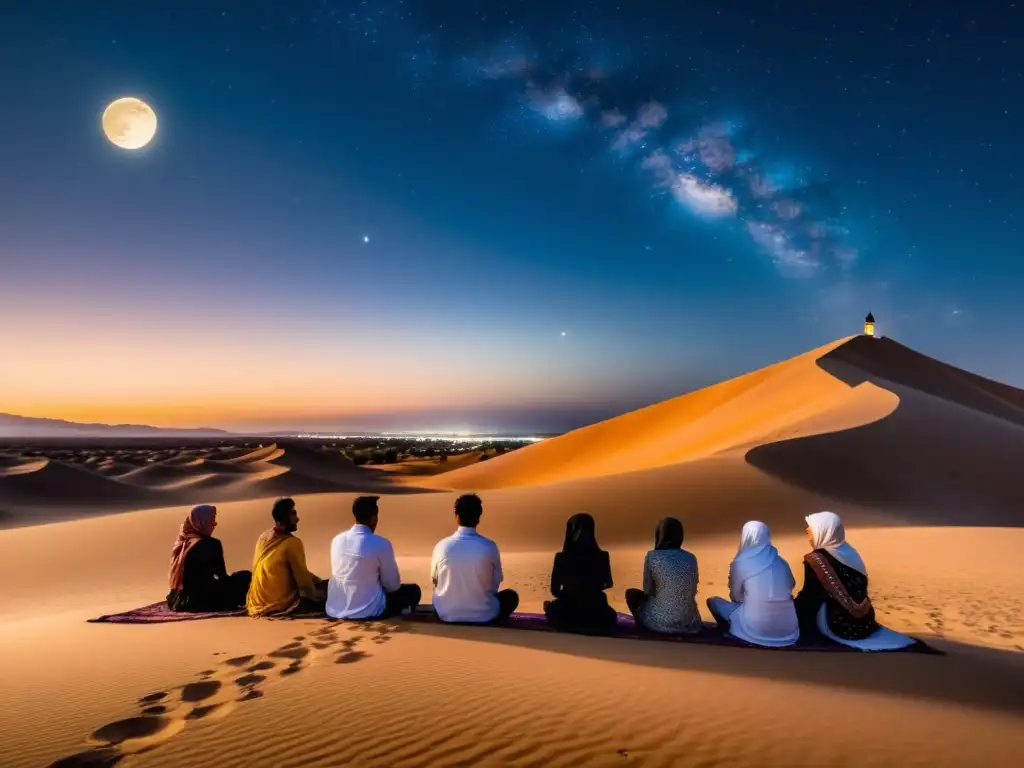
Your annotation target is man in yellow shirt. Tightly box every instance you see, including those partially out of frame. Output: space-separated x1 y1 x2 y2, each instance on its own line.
247 497 326 616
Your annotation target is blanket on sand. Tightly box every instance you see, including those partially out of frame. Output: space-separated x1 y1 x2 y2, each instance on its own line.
87 603 940 654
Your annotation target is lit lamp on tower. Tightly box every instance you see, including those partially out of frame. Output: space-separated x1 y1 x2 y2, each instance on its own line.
864 312 876 337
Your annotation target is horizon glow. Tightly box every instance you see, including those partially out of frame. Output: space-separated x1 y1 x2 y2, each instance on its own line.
2 2 1022 432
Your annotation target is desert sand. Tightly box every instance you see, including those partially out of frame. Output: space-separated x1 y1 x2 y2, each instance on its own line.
1 335 1023 766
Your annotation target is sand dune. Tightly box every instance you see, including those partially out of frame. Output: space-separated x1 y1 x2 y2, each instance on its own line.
422 336 899 490
160 455 206 468
0 456 50 477
422 336 1024 526
748 337 1024 523
381 450 497 476
1 335 1023 765
0 498 1021 767
0 442 413 527
0 457 160 507
209 444 285 464
7 335 1022 533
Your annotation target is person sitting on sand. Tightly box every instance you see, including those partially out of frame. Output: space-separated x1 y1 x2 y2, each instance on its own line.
167 504 251 612
543 513 617 634
247 497 326 617
431 493 519 624
326 495 421 620
706 521 799 647
625 517 702 636
794 510 878 642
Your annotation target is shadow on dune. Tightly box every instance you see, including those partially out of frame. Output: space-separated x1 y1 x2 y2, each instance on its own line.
0 440 437 528
402 619 1024 717
746 336 1024 526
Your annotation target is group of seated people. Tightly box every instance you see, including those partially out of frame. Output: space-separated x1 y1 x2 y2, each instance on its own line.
167 493 519 625
167 493 905 649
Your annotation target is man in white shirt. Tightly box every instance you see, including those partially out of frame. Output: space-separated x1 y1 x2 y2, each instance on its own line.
326 496 421 620
431 493 519 624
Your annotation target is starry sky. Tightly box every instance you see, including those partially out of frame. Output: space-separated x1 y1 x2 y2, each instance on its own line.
2 1 1022 433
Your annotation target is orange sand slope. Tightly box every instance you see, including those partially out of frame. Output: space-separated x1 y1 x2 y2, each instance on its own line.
3 328 1024 766
1 507 1022 767
424 335 1024 525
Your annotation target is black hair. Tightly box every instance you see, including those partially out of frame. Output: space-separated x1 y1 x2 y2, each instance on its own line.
454 493 483 527
352 495 380 525
654 517 684 550
562 513 599 553
272 497 296 524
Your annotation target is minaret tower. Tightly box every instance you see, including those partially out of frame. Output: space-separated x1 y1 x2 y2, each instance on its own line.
864 312 876 337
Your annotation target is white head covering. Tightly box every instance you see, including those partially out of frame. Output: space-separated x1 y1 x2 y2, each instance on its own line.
729 520 779 585
805 511 867 575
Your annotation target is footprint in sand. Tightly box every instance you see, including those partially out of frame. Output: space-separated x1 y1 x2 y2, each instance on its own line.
335 650 370 664
222 654 255 668
235 673 267 687
53 624 397 766
270 644 311 661
84 714 187 753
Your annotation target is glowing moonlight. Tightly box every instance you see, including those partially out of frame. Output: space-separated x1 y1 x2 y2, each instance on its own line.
102 97 157 150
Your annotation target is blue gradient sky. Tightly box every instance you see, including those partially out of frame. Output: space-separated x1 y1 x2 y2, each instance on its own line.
2 1 1022 432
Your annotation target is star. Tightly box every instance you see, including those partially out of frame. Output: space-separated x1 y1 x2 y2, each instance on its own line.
363 235 370 243
560 331 567 337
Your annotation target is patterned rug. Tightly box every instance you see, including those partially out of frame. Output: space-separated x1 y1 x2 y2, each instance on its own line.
87 602 940 654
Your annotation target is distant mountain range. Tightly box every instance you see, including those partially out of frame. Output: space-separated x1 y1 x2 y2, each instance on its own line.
0 413 230 438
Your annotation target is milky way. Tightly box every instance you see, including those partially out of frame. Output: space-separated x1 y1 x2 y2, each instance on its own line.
317 0 862 280
476 53 857 278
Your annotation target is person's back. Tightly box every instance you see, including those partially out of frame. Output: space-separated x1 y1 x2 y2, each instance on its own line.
431 493 519 624
432 528 501 622
247 528 300 615
553 549 610 601
731 555 798 645
328 533 396 622
640 548 701 634
328 497 421 620
796 511 879 642
167 504 251 613
176 537 226 608
545 513 617 633
247 498 323 617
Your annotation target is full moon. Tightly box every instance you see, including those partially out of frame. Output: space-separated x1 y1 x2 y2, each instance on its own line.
102 97 157 150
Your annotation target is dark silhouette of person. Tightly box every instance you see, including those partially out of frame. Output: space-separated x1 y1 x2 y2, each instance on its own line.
167 504 251 612
543 513 618 634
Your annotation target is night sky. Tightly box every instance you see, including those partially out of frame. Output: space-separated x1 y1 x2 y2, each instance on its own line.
2 1 1022 433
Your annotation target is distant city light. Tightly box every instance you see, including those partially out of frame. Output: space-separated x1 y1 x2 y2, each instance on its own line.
290 432 544 443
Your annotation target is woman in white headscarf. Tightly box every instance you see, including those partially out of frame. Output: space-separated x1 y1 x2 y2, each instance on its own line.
706 521 799 647
794 510 882 643
795 511 917 651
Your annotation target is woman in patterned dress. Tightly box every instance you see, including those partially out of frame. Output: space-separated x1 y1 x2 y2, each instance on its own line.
625 517 702 635
794 510 879 641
